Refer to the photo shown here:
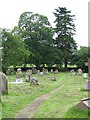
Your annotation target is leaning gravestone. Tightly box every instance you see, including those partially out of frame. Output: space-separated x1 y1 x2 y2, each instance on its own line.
0 72 8 94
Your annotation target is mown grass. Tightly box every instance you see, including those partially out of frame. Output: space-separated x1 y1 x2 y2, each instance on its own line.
32 72 89 118
2 72 65 118
2 72 89 118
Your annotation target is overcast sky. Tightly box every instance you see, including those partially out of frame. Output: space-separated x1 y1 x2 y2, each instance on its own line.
0 0 89 47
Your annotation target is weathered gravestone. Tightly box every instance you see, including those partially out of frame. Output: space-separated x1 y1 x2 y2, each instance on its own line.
30 77 39 85
16 68 23 83
71 69 76 75
32 67 37 74
84 58 90 90
54 69 58 74
51 76 56 81
78 68 83 75
40 72 43 76
76 98 90 110
26 69 32 76
43 68 48 75
50 69 53 73
25 73 30 82
0 72 8 94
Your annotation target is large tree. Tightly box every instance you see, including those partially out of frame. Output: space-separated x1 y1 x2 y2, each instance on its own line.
53 7 77 69
2 29 29 69
18 12 54 68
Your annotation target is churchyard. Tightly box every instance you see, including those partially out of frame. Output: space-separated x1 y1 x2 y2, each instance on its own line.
1 69 89 119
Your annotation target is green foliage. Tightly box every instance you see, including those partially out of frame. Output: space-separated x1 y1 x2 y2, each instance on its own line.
53 7 77 69
2 29 30 69
70 46 88 68
18 12 62 67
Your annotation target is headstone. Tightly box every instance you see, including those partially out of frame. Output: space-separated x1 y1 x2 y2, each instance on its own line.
17 68 22 75
40 72 43 76
26 69 32 76
51 76 56 81
25 73 30 82
30 77 39 85
78 68 83 75
54 69 58 74
71 69 76 75
43 68 48 75
76 98 90 110
32 67 37 74
16 74 23 83
83 73 87 79
0 72 8 94
50 69 53 73
37 70 40 75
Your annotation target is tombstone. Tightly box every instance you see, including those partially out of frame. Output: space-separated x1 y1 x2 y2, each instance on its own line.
17 68 22 75
71 69 76 75
26 69 32 76
50 69 53 73
16 74 23 83
78 68 83 75
84 58 90 90
25 73 30 82
83 73 87 79
30 77 39 85
32 67 37 74
0 72 8 94
40 72 43 76
43 68 48 75
76 98 90 110
37 70 40 75
54 69 58 74
51 76 56 81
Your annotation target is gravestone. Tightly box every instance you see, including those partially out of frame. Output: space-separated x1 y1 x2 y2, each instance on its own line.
40 72 43 76
50 69 53 73
16 68 22 83
25 73 30 82
17 68 22 74
85 58 90 90
43 68 48 75
78 68 82 75
32 67 37 74
30 77 39 85
16 74 23 83
0 72 8 94
51 76 56 81
83 73 87 79
71 69 76 75
76 98 90 110
54 69 58 74
26 69 32 76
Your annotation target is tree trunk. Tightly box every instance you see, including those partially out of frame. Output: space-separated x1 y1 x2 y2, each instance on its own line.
64 58 68 70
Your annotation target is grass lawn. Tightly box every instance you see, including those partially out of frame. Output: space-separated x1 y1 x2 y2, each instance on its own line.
1 72 89 118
